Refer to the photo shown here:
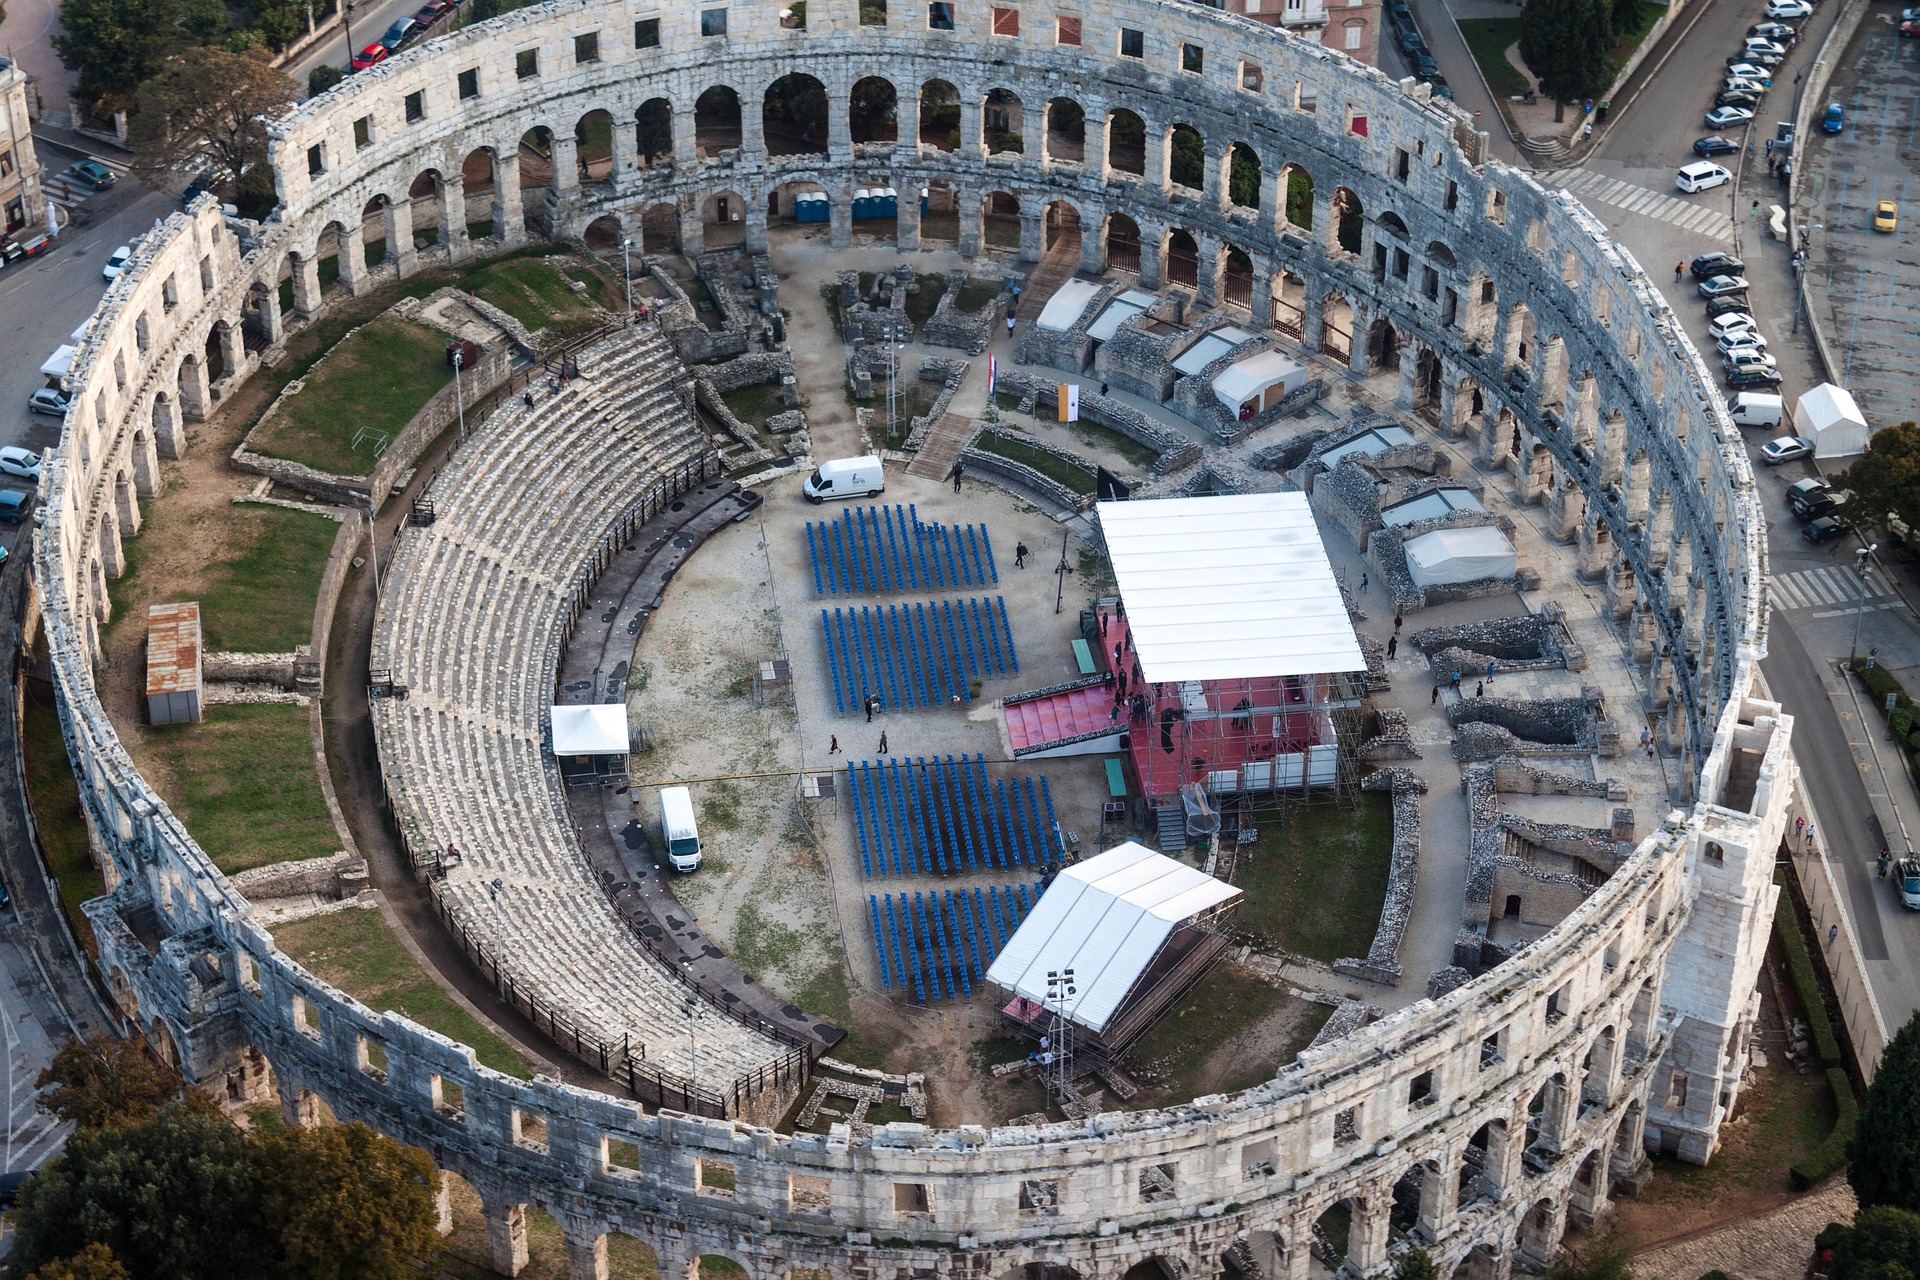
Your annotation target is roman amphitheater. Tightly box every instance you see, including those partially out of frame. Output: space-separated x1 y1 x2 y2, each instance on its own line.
28 0 1801 1276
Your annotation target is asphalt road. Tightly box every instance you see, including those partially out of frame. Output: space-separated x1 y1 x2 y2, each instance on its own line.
282 0 465 90
1396 0 1520 165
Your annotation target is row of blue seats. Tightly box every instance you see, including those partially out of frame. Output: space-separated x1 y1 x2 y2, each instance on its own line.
805 504 999 596
817 597 1019 714
870 883 1045 999
846 755 1064 876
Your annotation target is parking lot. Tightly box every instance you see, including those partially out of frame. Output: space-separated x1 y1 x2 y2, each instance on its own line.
1802 15 1920 424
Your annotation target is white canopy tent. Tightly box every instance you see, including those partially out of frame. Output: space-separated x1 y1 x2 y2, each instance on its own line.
1097 492 1364 683
1036 279 1103 333
985 842 1241 1033
1211 351 1309 413
549 704 630 756
1173 326 1257 376
1086 290 1157 342
1404 525 1517 589
1796 383 1871 460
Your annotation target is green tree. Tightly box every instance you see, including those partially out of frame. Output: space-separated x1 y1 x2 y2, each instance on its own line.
35 1035 179 1132
1851 1011 1920 1213
1169 126 1205 189
1544 1236 1634 1280
248 0 307 48
181 0 227 43
1610 0 1641 39
250 1121 443 1280
1829 1205 1920 1279
1517 0 1614 122
3 1103 262 1280
1393 1248 1441 1280
129 46 297 216
1228 145 1261 209
1838 422 1920 548
25 1245 132 1280
53 0 184 105
1285 167 1314 229
307 63 345 97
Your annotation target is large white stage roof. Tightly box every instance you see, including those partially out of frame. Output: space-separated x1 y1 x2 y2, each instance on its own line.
550 703 629 755
985 842 1240 1033
1096 493 1365 683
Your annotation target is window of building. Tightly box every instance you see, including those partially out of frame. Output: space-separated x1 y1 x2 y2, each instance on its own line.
1241 61 1263 92
457 67 479 98
3 197 22 233
1395 148 1409 180
893 1183 932 1215
515 48 539 78
1181 41 1204 73
928 1 954 29
353 115 373 148
860 0 886 24
404 91 425 122
780 2 805 27
1246 0 1261 12
700 7 728 36
1055 15 1080 44
1343 20 1364 49
1348 109 1368 136
1118 26 1144 57
635 16 660 45
1445 178 1459 211
306 144 326 176
991 5 1018 35
574 31 600 62
1296 83 1318 113
0 149 13 179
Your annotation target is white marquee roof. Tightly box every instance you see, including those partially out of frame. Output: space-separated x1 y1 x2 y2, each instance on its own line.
1087 290 1157 341
1096 493 1365 683
1211 350 1307 408
549 703 629 755
985 842 1241 1033
1037 279 1103 332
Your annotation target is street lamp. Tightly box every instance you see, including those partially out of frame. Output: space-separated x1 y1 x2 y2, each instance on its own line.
1851 543 1879 665
621 238 634 316
682 991 703 1104
452 346 466 444
342 0 357 69
360 502 382 597
1044 967 1076 1102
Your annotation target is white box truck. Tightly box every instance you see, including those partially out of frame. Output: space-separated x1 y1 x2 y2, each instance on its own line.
658 785 702 872
1728 392 1783 428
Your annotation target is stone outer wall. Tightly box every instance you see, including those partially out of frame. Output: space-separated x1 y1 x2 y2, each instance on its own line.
27 0 1800 1273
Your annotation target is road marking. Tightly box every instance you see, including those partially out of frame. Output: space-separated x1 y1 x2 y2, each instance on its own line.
1555 169 1735 241
1771 565 1895 611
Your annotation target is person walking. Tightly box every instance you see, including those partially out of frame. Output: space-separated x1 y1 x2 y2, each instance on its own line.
864 693 876 723
1879 851 1892 879
1806 822 1817 848
1359 572 1369 591
1474 680 1484 698
1386 635 1398 659
1431 685 1441 706
1393 612 1403 632
878 730 889 755
952 460 965 493
1674 262 1684 283
1006 313 1017 337
1751 199 1761 222
829 735 840 755
1015 541 1030 568
1450 670 1461 691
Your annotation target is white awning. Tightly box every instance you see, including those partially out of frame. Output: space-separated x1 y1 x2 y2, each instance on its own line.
1173 326 1257 376
1381 487 1485 526
1086 289 1157 342
985 842 1241 1033
1404 525 1517 588
40 345 75 379
549 703 629 755
1097 493 1365 683
1211 350 1308 409
1319 424 1417 469
1036 279 1103 333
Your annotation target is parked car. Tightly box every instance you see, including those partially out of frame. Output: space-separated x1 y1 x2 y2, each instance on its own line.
1786 476 1833 517
1725 352 1778 374
414 0 454 23
1707 312 1758 338
1734 46 1786 66
1691 252 1745 279
26 388 69 418
1698 274 1750 297
1724 77 1770 98
0 447 41 482
1727 61 1774 83
1875 200 1899 232
379 16 418 48
1750 21 1796 39
1693 135 1740 156
1824 101 1845 133
351 43 388 69
66 159 114 190
1727 365 1783 388
1805 515 1850 543
1704 296 1751 320
1766 0 1812 14
101 245 132 280
1761 436 1814 465
1716 328 1767 354
0 491 28 525
1707 104 1756 127
1743 37 1787 56
1676 162 1733 193
1896 857 1920 910
181 168 225 204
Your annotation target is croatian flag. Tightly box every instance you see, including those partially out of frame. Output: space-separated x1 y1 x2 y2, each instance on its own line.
988 353 997 396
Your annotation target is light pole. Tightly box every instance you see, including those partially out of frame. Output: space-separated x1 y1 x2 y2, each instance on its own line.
361 503 382 597
452 347 466 444
621 238 634 316
682 991 703 1105
1851 543 1879 665
1044 967 1076 1102
342 0 357 69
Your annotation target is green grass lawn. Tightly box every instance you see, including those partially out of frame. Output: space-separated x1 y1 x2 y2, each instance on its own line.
921 211 960 242
1608 0 1665 63
273 906 533 1080
1065 418 1160 471
1458 18 1531 100
955 280 1002 314
983 217 1021 249
143 704 338 874
459 256 612 342
21 678 105 953
1125 963 1331 1102
720 381 791 428
1232 792 1395 963
975 431 1096 495
248 316 453 476
197 504 339 652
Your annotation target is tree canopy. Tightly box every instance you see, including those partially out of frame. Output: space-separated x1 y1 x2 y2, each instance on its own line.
1851 1010 1920 1213
128 46 296 216
35 1035 181 1133
1518 0 1615 118
250 1121 442 1280
24 1246 132 1280
1392 1248 1441 1280
1837 421 1920 547
53 0 185 105
1824 1205 1920 1280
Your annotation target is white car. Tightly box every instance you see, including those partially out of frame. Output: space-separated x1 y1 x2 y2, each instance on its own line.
1708 312 1758 339
1726 350 1779 372
1744 38 1788 56
1761 435 1814 464
1725 65 1772 86
1724 77 1769 97
1766 0 1812 16
1706 105 1755 128
0 446 41 481
1749 21 1795 38
1716 329 1768 354
101 245 132 280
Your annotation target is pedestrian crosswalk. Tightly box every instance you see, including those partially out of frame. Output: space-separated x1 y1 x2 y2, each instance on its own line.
40 157 129 211
1770 565 1893 612
1555 169 1736 241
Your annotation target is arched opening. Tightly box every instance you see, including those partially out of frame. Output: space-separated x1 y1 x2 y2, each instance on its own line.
1164 229 1199 288
204 323 228 382
1377 210 1410 239
920 79 959 150
695 86 743 157
1045 97 1084 164
1105 212 1140 272
574 108 614 185
1507 302 1536 370
151 392 176 444
1321 291 1352 364
517 128 552 233
694 1256 750 1280
983 191 1020 249
702 190 748 248
1123 1262 1178 1280
1331 185 1363 254
769 178 829 226
1461 1119 1507 1204
850 76 899 144
1526 1072 1570 1153
1311 1199 1360 1272
1167 123 1204 190
460 149 496 239
641 200 680 252
1227 141 1260 209
1282 164 1314 229
359 194 390 268
406 169 443 248
1043 199 1081 254
582 214 622 251
637 97 673 167
1108 109 1146 175
764 73 829 157
1271 269 1306 336
1518 1199 1559 1260
982 88 1024 154
920 181 958 240
1221 247 1253 307
1416 348 1442 407
1368 317 1401 371
1390 1162 1437 1242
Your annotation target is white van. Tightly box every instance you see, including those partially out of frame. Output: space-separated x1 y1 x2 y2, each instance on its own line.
1728 391 1784 427
1675 162 1733 193
658 786 702 873
802 455 885 504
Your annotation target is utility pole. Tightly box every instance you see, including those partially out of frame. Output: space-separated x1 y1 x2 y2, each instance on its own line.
1850 543 1878 665
1045 968 1076 1102
361 503 381 597
622 237 634 316
452 347 466 443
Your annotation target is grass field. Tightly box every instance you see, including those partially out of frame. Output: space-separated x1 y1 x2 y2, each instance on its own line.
974 431 1097 495
1064 418 1160 471
720 381 791 429
955 281 1002 314
1232 792 1395 963
1457 18 1531 101
274 907 533 1080
143 704 338 874
1125 963 1331 1102
462 256 611 342
248 316 453 476
198 505 339 652
21 679 105 952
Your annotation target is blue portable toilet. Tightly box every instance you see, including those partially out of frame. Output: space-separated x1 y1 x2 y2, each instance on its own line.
875 187 898 219
853 187 873 219
796 191 829 223
919 187 929 215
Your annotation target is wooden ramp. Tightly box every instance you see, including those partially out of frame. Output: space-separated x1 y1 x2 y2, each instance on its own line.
1020 231 1082 313
907 412 977 480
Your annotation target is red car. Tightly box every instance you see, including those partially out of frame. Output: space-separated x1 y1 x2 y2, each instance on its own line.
414 0 454 25
350 43 388 70
1902 19 1920 36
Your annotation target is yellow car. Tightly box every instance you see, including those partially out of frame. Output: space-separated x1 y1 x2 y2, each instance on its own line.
1875 200 1899 233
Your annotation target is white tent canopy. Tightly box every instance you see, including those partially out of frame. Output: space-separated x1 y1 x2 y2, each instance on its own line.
985 842 1241 1033
549 703 629 756
1086 289 1156 342
1173 326 1257 376
1404 525 1517 589
1211 351 1309 410
1036 279 1103 333
1097 493 1364 683
1796 383 1871 459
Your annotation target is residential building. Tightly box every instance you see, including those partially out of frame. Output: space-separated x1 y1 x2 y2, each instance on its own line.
0 59 45 238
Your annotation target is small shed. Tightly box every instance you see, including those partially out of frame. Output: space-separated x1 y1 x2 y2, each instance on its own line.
1404 526 1518 589
1036 279 1103 332
1796 383 1871 460
146 603 203 725
1210 351 1308 418
550 704 630 777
